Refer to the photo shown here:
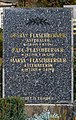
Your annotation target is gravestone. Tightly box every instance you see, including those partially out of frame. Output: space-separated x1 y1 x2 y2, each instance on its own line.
3 8 73 104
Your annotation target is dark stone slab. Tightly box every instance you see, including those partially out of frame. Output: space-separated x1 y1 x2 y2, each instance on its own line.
3 8 73 104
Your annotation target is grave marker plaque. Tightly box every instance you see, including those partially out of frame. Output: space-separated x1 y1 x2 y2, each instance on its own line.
3 8 73 104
